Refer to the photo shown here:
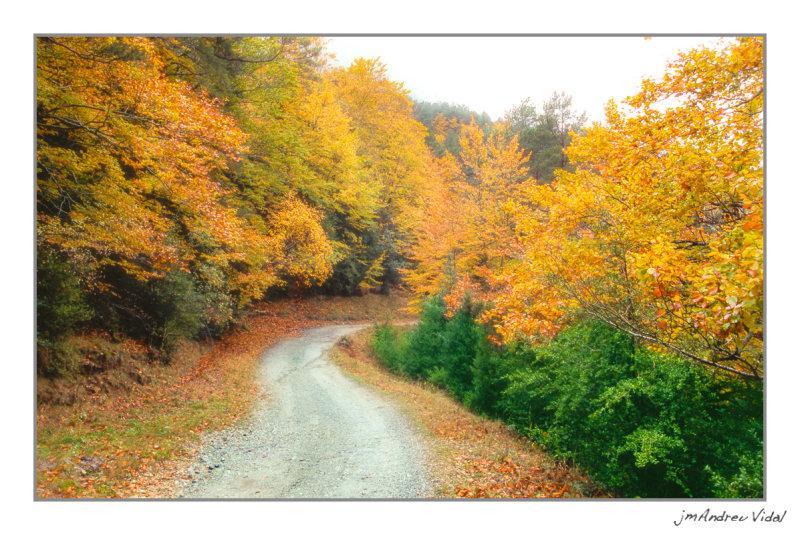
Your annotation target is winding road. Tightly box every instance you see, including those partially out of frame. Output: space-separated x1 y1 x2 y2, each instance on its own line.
178 324 431 499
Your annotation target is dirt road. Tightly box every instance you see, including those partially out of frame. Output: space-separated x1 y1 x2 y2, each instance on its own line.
178 324 431 499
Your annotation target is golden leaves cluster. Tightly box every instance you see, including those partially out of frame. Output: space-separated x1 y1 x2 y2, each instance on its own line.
493 37 764 378
37 37 251 283
403 120 527 312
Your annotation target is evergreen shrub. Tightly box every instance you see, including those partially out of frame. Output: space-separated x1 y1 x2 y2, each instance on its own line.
371 296 764 498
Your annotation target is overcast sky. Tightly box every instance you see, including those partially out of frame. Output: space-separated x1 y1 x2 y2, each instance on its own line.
326 36 734 124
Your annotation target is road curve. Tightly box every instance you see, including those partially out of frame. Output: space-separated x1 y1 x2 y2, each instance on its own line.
178 324 431 499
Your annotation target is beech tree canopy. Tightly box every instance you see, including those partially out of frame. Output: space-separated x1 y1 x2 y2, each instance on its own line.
37 36 763 380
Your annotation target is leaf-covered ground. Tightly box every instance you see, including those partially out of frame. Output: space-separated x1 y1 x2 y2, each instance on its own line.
36 292 414 498
329 327 610 499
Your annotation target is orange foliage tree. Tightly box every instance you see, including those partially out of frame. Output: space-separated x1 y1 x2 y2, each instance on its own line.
37 37 343 305
36 37 268 286
404 120 528 311
37 37 249 276
491 37 763 379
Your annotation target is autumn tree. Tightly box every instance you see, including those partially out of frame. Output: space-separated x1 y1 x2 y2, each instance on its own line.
492 38 763 379
327 58 432 293
37 37 247 277
161 37 364 294
404 120 528 311
179 41 429 296
36 37 337 346
37 37 249 339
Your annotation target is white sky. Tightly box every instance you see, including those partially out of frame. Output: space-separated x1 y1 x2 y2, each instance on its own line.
326 36 734 124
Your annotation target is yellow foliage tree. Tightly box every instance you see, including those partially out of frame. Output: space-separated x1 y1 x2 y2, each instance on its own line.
262 194 336 290
37 37 251 282
492 38 763 379
404 120 528 311
327 58 432 290
37 36 341 314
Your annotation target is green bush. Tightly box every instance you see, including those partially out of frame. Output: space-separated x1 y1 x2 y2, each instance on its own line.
371 296 764 498
146 270 206 355
498 321 763 498
371 322 409 374
404 296 447 378
37 244 239 371
707 449 763 498
91 266 223 358
435 297 485 400
37 249 93 341
392 295 496 406
466 341 511 416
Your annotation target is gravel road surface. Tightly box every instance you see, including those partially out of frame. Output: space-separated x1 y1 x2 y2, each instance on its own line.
178 324 431 499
